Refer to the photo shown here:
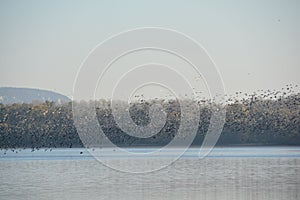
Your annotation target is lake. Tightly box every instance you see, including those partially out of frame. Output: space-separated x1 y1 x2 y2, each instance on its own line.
0 147 299 200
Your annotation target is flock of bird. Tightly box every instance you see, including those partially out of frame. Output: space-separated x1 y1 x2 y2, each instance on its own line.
0 84 299 153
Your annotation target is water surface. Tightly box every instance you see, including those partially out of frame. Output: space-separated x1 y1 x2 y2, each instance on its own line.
0 147 299 200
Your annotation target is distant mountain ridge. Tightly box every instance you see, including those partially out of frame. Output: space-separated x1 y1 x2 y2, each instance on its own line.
0 87 70 104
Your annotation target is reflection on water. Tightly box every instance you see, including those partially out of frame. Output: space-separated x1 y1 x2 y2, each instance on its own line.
0 147 299 200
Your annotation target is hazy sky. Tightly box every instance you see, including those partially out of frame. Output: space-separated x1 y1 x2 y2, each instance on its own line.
0 0 299 99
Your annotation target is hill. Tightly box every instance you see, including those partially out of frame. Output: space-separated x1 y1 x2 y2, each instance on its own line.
0 87 70 104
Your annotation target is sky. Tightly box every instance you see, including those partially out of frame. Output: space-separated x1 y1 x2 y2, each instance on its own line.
0 0 299 100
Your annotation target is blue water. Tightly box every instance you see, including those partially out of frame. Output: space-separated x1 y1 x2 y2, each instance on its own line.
1 146 300 160
0 147 299 200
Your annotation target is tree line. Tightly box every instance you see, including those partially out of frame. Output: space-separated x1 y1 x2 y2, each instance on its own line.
0 93 299 149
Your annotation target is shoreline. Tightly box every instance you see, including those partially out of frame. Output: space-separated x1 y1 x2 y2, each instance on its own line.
2 144 300 150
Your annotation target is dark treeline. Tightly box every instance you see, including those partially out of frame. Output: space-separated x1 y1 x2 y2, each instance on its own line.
0 93 299 149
